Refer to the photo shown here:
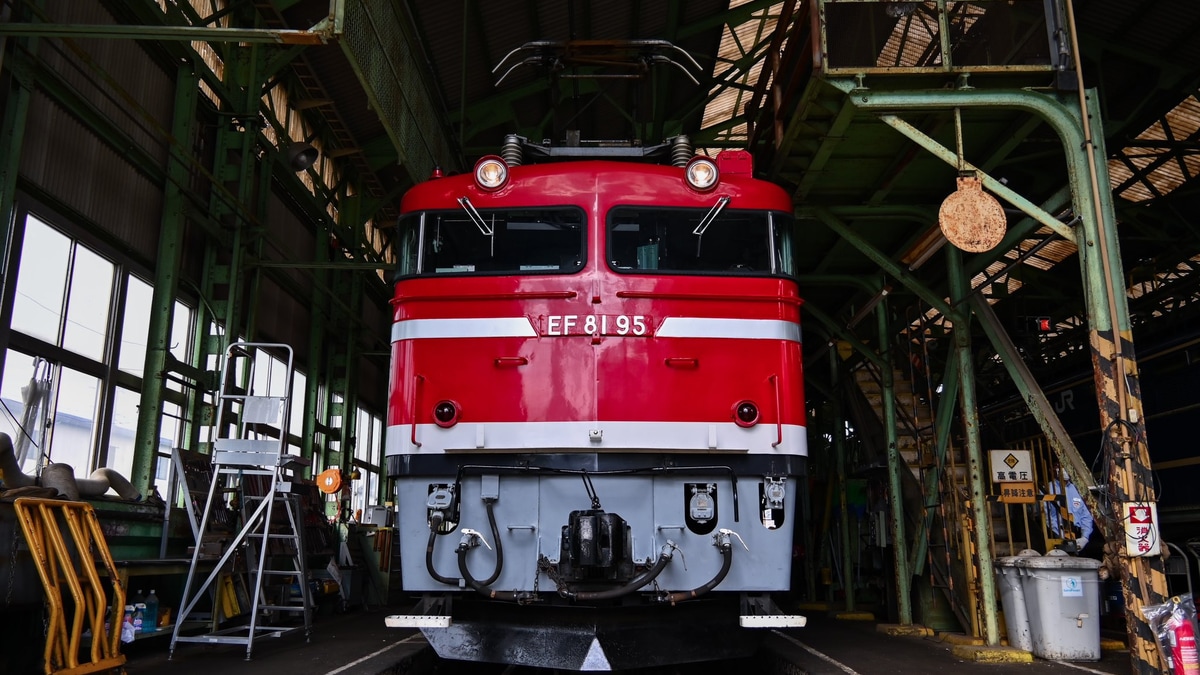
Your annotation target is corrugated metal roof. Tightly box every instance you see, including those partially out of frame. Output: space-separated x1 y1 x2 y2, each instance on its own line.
1109 95 1200 203
700 0 781 149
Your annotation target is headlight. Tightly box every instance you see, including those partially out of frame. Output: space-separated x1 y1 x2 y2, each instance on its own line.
474 156 508 190
685 157 719 191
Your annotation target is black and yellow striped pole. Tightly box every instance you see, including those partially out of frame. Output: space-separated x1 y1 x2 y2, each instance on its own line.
1069 16 1169 665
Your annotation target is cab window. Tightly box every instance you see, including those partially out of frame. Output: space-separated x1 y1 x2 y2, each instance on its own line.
607 206 791 275
396 207 585 277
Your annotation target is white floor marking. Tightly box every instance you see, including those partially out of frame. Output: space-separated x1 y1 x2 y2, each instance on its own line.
771 630 862 675
1050 660 1115 675
322 633 424 675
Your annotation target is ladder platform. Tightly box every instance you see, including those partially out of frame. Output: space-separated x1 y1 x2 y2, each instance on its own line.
216 465 275 476
171 342 313 663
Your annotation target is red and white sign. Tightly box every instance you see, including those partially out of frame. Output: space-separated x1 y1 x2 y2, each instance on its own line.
1125 502 1161 557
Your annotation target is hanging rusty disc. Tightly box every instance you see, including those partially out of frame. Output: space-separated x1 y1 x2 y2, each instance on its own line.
938 175 1006 253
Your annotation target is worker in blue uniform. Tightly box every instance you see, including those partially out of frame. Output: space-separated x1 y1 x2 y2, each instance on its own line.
1046 468 1095 555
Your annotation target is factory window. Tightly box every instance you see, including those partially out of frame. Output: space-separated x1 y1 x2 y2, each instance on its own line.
118 277 152 376
350 408 384 517
10 216 115 361
0 351 50 475
48 367 101 474
1 210 195 485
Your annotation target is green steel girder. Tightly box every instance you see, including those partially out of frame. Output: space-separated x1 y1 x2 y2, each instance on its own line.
803 304 886 370
0 20 337 44
264 44 311 80
792 99 857 200
968 292 1094 503
681 36 781 146
767 78 836 181
876 114 1077 243
676 0 779 40
805 207 958 320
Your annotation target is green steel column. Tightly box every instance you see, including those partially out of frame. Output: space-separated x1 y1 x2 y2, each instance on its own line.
877 301 912 624
0 20 35 380
947 248 999 645
339 272 362 472
831 350 854 612
302 304 326 469
132 67 199 494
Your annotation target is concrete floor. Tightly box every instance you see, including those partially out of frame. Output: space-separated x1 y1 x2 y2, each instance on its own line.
771 612 1133 675
120 608 431 675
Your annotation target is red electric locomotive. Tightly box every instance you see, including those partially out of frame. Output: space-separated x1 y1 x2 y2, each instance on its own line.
385 135 807 671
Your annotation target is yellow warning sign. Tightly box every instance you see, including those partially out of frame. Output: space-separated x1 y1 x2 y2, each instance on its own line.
998 481 1037 504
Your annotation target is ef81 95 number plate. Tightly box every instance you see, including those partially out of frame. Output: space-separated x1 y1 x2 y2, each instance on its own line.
540 314 652 336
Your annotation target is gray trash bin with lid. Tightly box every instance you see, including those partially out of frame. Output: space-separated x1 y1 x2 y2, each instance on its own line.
1017 549 1102 660
995 549 1041 651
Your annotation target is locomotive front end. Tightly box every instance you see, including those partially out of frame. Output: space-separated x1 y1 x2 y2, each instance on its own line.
385 142 807 671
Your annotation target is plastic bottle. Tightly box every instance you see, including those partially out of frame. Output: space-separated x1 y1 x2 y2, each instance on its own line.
121 605 136 644
132 603 145 634
143 590 159 633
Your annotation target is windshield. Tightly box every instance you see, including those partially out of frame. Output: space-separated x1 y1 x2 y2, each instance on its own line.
607 206 795 276
397 207 586 277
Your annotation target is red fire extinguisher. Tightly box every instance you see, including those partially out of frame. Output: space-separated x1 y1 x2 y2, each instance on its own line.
1166 609 1200 675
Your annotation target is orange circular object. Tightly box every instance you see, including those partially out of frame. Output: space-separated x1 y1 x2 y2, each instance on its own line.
939 175 1006 253
317 468 343 494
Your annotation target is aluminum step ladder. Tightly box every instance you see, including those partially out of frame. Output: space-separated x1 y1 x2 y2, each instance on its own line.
170 342 313 661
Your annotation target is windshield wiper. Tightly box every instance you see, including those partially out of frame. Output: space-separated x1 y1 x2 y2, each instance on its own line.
457 196 495 236
691 195 730 237
692 195 730 257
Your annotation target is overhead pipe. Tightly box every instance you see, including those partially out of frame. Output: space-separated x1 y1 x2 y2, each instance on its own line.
40 464 142 501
